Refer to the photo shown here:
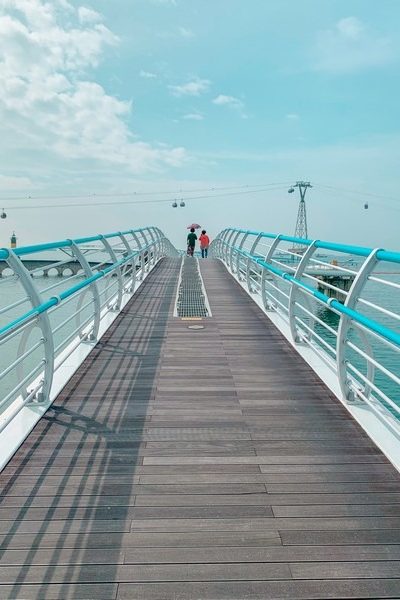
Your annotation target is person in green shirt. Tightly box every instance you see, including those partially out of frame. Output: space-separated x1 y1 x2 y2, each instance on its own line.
187 228 197 256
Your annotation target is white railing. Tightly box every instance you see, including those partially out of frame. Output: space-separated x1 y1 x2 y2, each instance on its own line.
0 227 177 436
211 229 400 434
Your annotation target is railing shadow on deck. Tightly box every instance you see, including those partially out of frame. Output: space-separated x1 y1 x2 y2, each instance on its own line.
0 259 179 597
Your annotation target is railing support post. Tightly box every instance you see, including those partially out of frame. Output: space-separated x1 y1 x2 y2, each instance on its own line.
5 251 55 403
261 235 282 311
336 249 380 402
99 236 123 311
117 233 137 293
150 228 161 262
146 228 156 265
69 241 101 341
140 230 151 273
229 231 242 274
288 241 318 343
234 233 248 280
130 231 143 281
224 230 235 266
131 231 145 279
246 233 262 291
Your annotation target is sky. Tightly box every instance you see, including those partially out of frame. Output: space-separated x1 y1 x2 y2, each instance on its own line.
0 0 399 249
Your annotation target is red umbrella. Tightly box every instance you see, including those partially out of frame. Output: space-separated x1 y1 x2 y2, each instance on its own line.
187 223 201 229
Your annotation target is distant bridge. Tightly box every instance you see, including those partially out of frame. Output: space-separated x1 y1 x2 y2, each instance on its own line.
0 254 148 278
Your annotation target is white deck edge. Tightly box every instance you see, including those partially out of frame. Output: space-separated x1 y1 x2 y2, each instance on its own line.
173 256 184 317
223 264 400 473
197 259 212 317
0 260 162 472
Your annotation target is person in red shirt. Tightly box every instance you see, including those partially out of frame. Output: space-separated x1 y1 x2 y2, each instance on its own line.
199 230 210 258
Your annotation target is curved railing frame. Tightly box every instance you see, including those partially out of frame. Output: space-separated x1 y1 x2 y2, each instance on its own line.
5 251 55 404
0 227 178 436
211 228 400 431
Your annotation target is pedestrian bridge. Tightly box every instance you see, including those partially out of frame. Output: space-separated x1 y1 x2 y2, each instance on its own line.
0 227 399 599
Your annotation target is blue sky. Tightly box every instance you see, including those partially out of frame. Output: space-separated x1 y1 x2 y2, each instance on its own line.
0 0 399 248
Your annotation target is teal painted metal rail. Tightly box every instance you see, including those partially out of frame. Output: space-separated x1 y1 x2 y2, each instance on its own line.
226 228 400 263
238 247 400 348
0 241 153 339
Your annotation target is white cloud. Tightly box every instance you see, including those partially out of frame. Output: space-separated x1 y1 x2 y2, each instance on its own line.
0 0 186 174
336 16 363 40
140 69 157 79
78 7 103 24
212 94 246 117
178 26 194 39
286 113 300 120
213 94 243 108
313 17 396 73
169 77 210 97
183 112 204 121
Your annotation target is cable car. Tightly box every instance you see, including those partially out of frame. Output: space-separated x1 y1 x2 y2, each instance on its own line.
364 202 369 210
179 200 185 207
288 187 295 194
0 209 6 219
172 201 178 208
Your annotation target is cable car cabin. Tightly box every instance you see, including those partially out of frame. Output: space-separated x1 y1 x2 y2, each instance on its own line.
180 201 185 207
364 202 369 210
172 201 178 208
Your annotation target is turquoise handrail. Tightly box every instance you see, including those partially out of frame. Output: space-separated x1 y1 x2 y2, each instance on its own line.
235 246 400 348
224 228 400 263
0 228 153 260
0 242 153 339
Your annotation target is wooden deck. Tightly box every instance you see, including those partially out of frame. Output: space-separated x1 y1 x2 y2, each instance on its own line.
0 257 400 599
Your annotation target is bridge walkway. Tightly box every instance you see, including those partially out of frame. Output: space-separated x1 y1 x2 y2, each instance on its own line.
0 257 399 599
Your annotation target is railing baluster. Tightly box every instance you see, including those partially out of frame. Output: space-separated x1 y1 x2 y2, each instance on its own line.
131 231 145 279
146 228 156 266
69 241 101 341
139 230 151 273
261 234 282 311
229 231 242 273
246 233 262 291
4 251 55 404
336 249 380 402
118 232 136 293
99 236 124 311
288 240 319 343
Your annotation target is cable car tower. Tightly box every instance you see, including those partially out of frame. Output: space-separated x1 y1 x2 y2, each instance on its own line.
288 181 312 253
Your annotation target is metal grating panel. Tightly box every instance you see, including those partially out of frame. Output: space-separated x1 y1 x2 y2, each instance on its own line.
176 257 209 317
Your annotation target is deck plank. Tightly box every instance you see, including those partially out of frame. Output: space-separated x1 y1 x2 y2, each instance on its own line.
0 257 399 599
